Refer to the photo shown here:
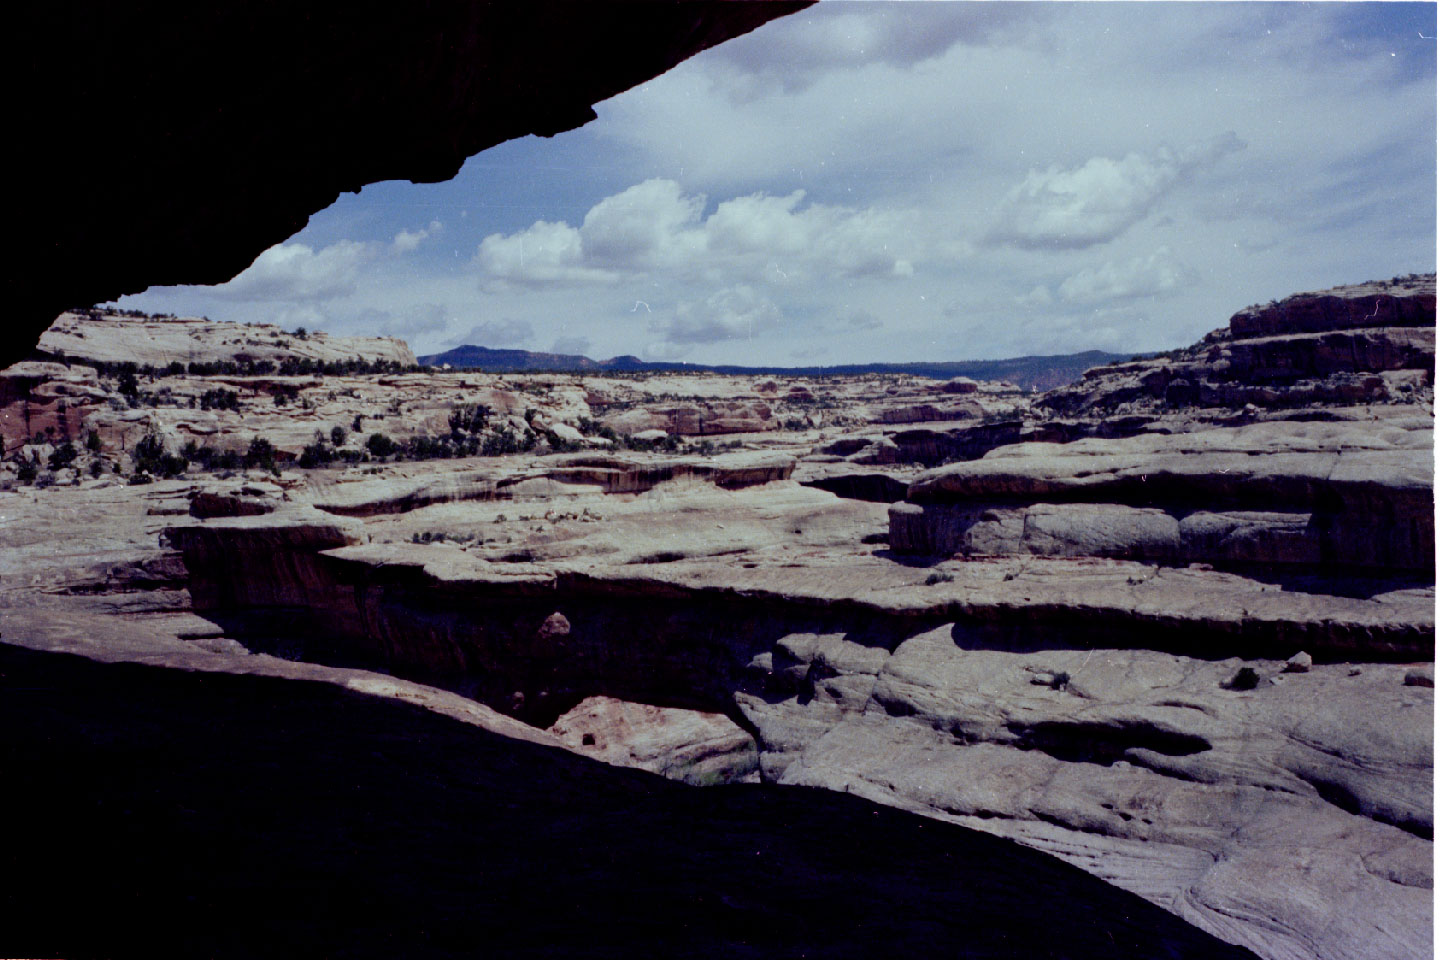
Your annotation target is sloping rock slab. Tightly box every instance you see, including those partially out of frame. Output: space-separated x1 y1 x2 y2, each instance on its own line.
0 642 1258 960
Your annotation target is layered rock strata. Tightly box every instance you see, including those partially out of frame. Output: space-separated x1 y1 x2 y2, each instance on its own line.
2 276 1433 960
151 472 1431 960
889 418 1433 575
1042 275 1434 418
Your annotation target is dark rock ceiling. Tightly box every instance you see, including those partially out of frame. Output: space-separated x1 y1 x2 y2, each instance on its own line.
6 2 811 369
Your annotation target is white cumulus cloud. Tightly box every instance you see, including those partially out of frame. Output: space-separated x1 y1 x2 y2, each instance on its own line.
473 180 919 289
475 220 615 288
988 134 1245 249
1058 248 1189 305
706 190 811 256
580 179 707 269
392 220 443 254
652 285 782 346
215 241 371 301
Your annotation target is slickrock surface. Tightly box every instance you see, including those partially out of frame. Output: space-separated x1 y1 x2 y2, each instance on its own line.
1 643 1259 960
2 276 1432 960
38 311 419 368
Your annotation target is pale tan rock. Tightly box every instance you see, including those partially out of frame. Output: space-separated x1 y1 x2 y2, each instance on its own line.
2 280 1434 960
548 696 757 785
38 312 417 367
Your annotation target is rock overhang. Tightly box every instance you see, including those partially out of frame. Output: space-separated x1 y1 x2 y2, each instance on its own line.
6 1 812 369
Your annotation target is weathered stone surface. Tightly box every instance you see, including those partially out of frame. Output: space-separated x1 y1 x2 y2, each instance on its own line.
894 420 1433 573
2 637 1267 959
600 399 778 436
872 400 984 424
1 276 1433 960
1041 275 1435 420
549 695 759 785
1229 275 1436 338
38 312 417 368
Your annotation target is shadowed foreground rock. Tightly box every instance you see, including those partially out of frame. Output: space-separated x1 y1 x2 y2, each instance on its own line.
0 644 1255 960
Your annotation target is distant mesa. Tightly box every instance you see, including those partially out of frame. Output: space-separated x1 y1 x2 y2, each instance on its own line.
419 344 1126 392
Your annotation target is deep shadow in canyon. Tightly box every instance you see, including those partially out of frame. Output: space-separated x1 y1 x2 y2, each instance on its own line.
0 643 1258 960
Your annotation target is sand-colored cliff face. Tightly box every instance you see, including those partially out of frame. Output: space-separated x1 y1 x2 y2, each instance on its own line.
2 276 1434 960
38 312 419 369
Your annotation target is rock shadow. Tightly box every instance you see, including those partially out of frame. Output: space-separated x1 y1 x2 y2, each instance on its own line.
0 642 1259 960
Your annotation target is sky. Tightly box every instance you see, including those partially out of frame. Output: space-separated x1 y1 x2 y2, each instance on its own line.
115 1 1437 365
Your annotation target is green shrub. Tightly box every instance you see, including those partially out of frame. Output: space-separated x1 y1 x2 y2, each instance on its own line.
200 388 240 411
298 442 334 468
366 433 396 457
448 404 493 436
544 429 581 453
47 441 78 470
244 437 278 472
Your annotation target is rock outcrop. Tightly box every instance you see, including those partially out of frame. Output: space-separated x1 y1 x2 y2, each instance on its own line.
1 275 1432 960
38 312 418 369
1041 275 1435 418
600 399 779 436
0 642 1260 960
890 418 1433 574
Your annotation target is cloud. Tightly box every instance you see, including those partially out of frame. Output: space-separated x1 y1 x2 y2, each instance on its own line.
643 341 692 362
450 318 535 348
709 3 1043 95
706 190 810 255
214 241 371 301
651 285 782 345
1014 285 1054 308
475 220 615 288
273 305 329 331
355 304 449 342
392 220 443 254
551 335 592 356
837 308 883 332
474 179 918 288
580 179 707 269
988 134 1245 249
1058 248 1189 305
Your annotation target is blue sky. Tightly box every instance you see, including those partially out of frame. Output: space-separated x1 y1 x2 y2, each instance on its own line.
117 2 1437 364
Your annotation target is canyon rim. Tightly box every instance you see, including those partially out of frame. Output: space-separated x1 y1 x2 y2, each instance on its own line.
2 4 1434 960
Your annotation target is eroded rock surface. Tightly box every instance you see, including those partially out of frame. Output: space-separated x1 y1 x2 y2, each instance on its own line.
2 276 1432 960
